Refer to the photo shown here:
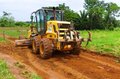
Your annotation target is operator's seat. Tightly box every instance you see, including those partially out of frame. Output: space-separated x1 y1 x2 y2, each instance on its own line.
50 17 54 20
49 16 57 20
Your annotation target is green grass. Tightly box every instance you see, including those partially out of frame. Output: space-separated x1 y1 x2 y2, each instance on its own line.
31 74 42 79
1 27 120 57
0 59 42 79
14 62 42 79
0 27 29 30
0 37 5 41
0 30 20 38
0 59 15 79
0 27 28 38
22 71 42 79
0 37 6 42
80 30 120 57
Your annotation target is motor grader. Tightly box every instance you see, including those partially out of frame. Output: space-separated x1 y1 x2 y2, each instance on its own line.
15 7 91 59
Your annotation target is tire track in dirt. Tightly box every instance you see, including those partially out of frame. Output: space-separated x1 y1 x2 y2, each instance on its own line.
26 50 90 79
80 54 120 70
53 61 90 79
26 51 68 79
1 36 120 79
25 50 120 79
55 54 120 79
0 35 90 79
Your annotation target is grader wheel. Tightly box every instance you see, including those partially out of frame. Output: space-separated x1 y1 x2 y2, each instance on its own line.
39 38 53 59
32 39 39 54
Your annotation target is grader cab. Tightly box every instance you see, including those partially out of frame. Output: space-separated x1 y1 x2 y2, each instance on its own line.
15 7 91 59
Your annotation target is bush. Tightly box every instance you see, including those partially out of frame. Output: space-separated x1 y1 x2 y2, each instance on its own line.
0 16 15 27
15 21 29 27
114 27 120 31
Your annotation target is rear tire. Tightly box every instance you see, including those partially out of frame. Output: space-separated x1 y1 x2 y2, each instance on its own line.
39 38 53 59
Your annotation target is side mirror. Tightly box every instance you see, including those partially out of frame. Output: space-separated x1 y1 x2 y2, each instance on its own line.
31 16 33 22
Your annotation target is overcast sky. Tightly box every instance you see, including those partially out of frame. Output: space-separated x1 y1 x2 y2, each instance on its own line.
0 0 120 21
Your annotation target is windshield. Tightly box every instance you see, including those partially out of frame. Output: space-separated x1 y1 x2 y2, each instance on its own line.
45 10 62 21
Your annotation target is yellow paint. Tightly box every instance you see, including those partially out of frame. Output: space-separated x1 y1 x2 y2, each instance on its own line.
28 20 72 51
64 45 73 50
27 27 37 38
28 30 32 38
46 21 71 50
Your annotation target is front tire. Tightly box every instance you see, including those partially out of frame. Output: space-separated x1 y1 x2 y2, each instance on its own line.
32 38 39 54
39 38 53 59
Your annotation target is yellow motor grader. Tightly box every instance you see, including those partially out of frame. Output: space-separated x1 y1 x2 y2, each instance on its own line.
15 7 91 59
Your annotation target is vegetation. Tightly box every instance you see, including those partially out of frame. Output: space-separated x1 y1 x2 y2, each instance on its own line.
0 27 29 38
22 71 42 79
0 37 5 42
0 0 119 30
15 21 30 27
0 11 29 27
14 62 42 79
58 3 80 28
0 59 15 79
0 59 42 79
58 1 120 30
81 30 120 57
1 26 120 57
0 0 120 55
0 12 15 27
2 30 24 38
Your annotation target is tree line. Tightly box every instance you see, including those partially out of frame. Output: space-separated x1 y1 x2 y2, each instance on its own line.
58 0 120 30
0 11 29 27
0 0 120 30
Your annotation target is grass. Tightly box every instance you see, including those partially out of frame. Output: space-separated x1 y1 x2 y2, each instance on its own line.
1 27 120 57
0 59 15 79
0 27 42 79
0 27 29 30
0 60 42 79
14 62 42 79
0 37 5 42
80 30 120 57
21 71 42 79
0 27 28 38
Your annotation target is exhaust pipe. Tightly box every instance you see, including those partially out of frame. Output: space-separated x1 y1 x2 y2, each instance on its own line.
53 7 56 20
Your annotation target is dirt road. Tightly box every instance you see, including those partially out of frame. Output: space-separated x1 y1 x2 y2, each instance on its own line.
0 36 120 79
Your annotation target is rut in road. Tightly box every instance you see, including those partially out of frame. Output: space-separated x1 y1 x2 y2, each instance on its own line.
1 36 120 79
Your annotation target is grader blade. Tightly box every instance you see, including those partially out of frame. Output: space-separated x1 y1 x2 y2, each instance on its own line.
15 39 31 47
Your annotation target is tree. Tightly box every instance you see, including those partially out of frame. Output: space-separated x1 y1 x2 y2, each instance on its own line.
58 3 80 29
82 0 120 30
104 2 120 29
0 11 15 27
3 11 11 16
84 0 106 29
78 10 89 30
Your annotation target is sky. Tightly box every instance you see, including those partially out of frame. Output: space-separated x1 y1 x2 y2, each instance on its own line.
0 0 120 21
